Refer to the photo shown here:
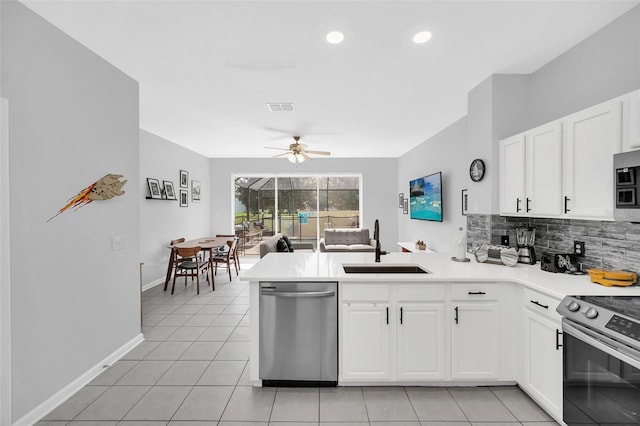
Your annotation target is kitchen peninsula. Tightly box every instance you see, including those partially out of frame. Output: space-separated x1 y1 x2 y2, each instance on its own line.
242 251 640 423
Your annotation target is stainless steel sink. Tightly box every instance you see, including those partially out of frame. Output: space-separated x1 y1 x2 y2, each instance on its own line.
342 264 430 274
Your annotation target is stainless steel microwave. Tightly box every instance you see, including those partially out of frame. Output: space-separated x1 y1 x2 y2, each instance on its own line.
614 150 640 222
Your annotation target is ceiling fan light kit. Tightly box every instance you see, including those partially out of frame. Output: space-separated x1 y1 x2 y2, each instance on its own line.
288 152 306 164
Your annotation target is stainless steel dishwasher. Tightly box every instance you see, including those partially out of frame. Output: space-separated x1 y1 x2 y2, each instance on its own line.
259 281 338 386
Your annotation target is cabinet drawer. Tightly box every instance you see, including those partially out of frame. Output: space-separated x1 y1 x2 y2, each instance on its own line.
523 288 562 320
397 284 446 301
340 284 390 302
451 283 498 300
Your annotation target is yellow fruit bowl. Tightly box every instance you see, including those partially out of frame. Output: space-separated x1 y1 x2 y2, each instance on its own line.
586 268 638 287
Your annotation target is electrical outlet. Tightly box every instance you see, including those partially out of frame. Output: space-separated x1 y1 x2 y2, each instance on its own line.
501 235 510 246
574 240 585 257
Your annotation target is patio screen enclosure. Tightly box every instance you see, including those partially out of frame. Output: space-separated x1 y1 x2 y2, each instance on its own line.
234 175 361 246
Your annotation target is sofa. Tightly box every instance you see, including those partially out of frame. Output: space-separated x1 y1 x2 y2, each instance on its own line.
319 228 376 252
259 233 314 258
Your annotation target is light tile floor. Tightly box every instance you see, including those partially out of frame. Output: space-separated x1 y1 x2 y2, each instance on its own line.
38 258 558 425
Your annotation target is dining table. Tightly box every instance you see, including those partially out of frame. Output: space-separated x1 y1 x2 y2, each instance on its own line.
163 236 234 291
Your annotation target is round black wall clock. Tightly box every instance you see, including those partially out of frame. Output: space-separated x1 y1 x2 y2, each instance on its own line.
469 159 485 182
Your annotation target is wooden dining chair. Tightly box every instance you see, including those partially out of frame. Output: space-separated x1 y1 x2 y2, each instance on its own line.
216 234 240 270
171 246 213 294
211 239 239 281
164 238 187 291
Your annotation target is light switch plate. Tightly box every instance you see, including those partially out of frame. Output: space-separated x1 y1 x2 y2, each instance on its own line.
112 235 126 251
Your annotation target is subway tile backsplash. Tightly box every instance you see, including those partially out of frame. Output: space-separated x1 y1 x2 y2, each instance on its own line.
466 214 640 273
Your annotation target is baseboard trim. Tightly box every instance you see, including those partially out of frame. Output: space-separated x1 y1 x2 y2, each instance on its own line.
13 333 144 426
142 277 164 292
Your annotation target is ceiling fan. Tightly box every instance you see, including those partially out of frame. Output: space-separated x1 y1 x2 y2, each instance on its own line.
265 136 331 163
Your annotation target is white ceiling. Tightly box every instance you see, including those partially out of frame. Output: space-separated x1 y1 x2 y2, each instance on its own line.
21 0 640 159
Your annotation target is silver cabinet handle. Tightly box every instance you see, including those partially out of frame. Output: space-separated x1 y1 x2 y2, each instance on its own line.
262 290 335 298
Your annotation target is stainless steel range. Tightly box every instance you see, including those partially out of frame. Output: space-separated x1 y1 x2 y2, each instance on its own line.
557 296 640 425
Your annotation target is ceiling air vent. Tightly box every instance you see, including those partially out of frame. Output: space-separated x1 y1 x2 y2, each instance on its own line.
267 103 295 112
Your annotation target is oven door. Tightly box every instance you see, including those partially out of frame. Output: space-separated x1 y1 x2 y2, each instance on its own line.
563 319 640 425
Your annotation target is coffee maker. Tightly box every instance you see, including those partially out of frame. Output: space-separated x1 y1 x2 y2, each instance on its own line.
515 227 537 265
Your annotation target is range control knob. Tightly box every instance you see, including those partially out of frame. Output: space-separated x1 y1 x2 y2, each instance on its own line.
567 301 581 312
585 308 599 319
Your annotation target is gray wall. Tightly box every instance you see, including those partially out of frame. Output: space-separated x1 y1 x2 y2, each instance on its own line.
139 130 211 287
465 75 529 215
398 117 468 254
209 158 399 251
1 1 141 421
529 5 640 128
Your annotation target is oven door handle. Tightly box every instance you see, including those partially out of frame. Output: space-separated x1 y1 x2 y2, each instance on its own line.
563 320 640 370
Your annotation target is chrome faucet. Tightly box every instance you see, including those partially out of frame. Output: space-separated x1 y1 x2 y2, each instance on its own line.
374 219 387 262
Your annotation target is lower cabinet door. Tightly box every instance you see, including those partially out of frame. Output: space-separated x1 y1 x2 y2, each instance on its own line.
397 303 446 380
451 302 500 379
523 310 563 419
341 302 391 380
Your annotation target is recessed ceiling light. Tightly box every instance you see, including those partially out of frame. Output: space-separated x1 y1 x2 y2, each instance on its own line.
413 31 432 44
326 31 344 44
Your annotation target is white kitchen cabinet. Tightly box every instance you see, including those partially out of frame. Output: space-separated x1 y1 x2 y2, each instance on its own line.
499 93 630 220
450 284 501 380
499 134 526 215
500 123 562 217
396 302 447 380
526 122 563 216
340 283 447 382
562 99 622 219
521 290 563 422
341 302 391 381
623 90 640 152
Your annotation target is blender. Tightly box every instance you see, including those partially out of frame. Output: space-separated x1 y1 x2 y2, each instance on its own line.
516 227 537 265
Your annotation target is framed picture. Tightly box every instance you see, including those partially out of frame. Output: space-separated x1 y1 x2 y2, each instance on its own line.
163 180 176 200
179 170 189 188
461 189 468 215
147 178 162 199
191 180 201 202
403 198 408 214
399 193 404 208
179 189 188 207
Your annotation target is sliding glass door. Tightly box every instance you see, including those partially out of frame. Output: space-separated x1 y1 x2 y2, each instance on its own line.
233 174 361 254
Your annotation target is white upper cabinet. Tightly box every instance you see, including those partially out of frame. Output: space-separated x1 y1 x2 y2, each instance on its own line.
526 122 563 216
623 90 640 152
499 93 630 220
499 134 526 216
562 99 621 219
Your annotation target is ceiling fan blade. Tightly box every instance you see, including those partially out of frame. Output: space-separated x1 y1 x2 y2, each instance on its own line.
262 126 294 134
304 149 331 155
264 146 290 151
301 152 312 162
272 152 290 158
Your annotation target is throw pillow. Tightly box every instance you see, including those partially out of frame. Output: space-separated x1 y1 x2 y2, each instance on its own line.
282 235 294 252
276 238 289 252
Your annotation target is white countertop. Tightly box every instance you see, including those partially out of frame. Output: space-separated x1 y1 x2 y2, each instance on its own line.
241 251 640 299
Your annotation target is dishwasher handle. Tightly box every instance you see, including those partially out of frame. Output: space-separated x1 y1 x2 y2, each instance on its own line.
261 289 336 298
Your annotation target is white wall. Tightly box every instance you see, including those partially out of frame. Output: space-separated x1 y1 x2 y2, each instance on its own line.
139 129 211 287
209 158 399 251
398 117 468 254
1 1 141 421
